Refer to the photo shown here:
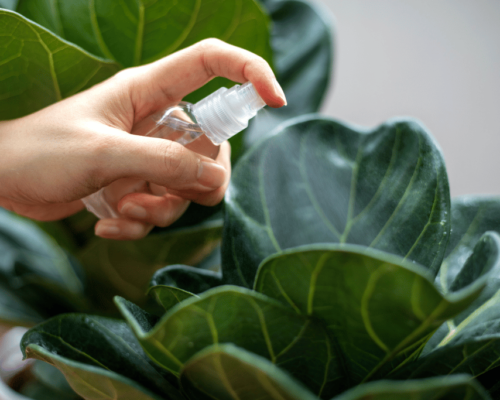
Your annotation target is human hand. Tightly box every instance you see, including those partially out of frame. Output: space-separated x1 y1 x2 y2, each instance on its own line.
0 39 286 240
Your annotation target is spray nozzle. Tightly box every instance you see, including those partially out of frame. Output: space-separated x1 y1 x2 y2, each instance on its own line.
192 82 266 145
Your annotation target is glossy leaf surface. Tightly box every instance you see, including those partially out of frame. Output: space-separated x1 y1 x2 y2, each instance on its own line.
245 0 334 149
180 344 318 400
397 233 500 382
21 314 182 399
223 116 451 287
0 9 119 120
437 196 500 294
255 245 483 384
332 375 490 400
116 286 341 398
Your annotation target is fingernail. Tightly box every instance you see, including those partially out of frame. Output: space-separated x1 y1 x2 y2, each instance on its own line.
273 78 287 105
197 160 226 189
96 221 120 237
120 203 147 219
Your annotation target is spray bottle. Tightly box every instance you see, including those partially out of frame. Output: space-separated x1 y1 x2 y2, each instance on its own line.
82 82 266 219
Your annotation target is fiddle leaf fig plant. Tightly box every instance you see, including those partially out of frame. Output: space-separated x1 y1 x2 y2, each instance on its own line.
0 0 334 310
20 116 500 399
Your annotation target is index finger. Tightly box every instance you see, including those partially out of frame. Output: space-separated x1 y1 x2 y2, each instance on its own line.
129 39 286 120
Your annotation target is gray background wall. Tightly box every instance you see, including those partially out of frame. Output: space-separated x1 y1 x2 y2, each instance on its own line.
314 0 500 197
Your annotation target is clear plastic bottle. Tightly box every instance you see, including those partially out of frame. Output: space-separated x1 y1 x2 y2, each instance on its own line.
82 82 266 219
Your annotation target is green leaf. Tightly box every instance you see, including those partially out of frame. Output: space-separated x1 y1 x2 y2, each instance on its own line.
0 9 119 120
151 264 222 292
437 196 500 294
244 0 334 150
394 232 500 382
331 375 490 400
411 231 500 353
147 284 195 313
255 245 483 386
180 344 319 400
0 208 85 326
22 346 165 400
78 219 222 309
116 286 342 398
21 314 183 400
17 0 273 99
222 116 451 287
147 264 223 311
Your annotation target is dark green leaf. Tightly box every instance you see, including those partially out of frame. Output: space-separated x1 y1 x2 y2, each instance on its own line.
394 233 500 382
255 245 483 385
223 116 451 287
0 208 85 325
0 285 43 326
180 344 318 400
116 286 342 398
437 196 500 294
78 219 222 309
21 314 183 399
244 0 334 150
410 231 500 353
331 375 490 400
0 9 119 120
150 264 222 293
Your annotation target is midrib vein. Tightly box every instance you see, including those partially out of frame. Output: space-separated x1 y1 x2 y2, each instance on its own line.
89 0 115 61
29 25 62 100
222 0 242 42
134 1 144 66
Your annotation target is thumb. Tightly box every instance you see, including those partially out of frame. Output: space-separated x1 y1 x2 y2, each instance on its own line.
97 127 227 191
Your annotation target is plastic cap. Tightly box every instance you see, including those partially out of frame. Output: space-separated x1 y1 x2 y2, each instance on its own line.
192 82 266 145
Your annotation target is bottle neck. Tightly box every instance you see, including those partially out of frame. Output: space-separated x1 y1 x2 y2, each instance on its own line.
192 82 265 145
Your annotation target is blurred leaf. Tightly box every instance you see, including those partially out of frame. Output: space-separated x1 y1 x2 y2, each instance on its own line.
244 0 334 151
78 219 222 309
0 208 85 326
331 375 490 400
0 285 42 326
0 9 119 120
116 286 341 398
21 314 183 400
223 116 451 288
180 344 318 400
255 245 484 386
0 0 17 10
